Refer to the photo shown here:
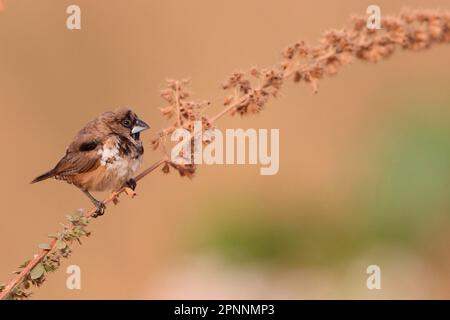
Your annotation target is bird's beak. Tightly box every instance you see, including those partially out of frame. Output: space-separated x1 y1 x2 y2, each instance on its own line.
131 118 150 134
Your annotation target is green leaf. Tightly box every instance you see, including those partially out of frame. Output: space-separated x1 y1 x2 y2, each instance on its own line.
47 233 58 239
66 213 81 222
29 263 45 280
79 217 89 226
56 240 67 250
38 243 51 250
43 262 55 273
18 260 31 268
0 283 5 291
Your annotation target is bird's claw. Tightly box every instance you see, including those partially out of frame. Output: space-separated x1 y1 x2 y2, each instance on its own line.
91 201 106 218
126 178 137 191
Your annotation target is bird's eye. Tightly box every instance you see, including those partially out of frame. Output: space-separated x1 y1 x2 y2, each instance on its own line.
121 119 132 128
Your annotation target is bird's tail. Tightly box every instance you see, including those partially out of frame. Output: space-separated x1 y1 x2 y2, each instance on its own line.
31 169 55 184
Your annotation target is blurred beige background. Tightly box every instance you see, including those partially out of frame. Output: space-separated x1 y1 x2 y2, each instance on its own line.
1 0 450 299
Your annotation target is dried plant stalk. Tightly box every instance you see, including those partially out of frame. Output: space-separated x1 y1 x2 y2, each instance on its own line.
1 8 450 299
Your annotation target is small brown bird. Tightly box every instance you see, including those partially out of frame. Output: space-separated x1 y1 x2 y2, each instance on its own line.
32 108 150 217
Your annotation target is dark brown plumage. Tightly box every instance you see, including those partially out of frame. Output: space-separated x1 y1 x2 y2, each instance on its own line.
32 108 150 216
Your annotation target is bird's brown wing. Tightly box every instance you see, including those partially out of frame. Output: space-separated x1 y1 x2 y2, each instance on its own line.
52 133 103 178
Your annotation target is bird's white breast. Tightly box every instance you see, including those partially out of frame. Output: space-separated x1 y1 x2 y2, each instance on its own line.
97 143 142 189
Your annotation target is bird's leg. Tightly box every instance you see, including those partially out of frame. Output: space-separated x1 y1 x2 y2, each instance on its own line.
82 190 106 217
126 178 137 191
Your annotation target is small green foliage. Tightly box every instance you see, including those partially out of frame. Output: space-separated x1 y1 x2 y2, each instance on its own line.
18 260 31 268
65 214 80 223
29 263 45 280
9 286 31 299
2 209 91 299
38 243 51 250
56 240 67 250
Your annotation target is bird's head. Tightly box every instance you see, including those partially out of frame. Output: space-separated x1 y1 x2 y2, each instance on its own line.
103 107 150 140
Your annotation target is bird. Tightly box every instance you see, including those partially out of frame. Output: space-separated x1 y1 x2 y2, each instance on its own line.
31 107 150 217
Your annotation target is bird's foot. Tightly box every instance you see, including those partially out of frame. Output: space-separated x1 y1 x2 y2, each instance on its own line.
91 200 106 218
126 178 137 191
112 191 121 205
124 178 138 198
